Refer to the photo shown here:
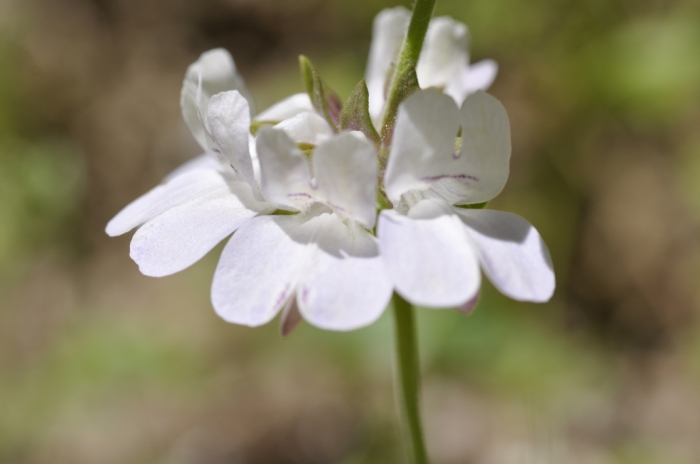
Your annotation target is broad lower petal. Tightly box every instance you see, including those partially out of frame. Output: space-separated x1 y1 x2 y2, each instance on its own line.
130 181 265 277
365 7 411 121
455 208 555 302
212 214 310 327
378 199 481 308
313 132 378 228
274 112 334 145
417 17 469 91
256 127 314 211
384 89 460 204
180 49 254 151
106 169 230 237
206 91 257 189
254 93 313 122
297 213 392 331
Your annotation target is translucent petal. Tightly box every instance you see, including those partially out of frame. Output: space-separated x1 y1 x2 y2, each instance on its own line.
130 181 265 277
313 132 378 228
298 214 392 331
212 214 310 327
180 49 254 150
365 7 411 121
254 93 313 122
106 169 230 237
455 208 555 302
378 199 481 308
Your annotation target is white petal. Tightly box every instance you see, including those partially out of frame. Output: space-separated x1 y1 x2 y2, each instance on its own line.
377 199 481 308
365 7 411 122
313 132 378 228
254 93 313 122
449 90 511 204
297 213 392 331
384 89 511 206
106 169 229 237
417 17 469 91
256 127 314 211
205 91 257 189
181 49 254 150
460 59 498 96
130 181 265 277
384 89 460 204
212 214 311 327
273 112 334 145
163 154 223 182
455 208 555 302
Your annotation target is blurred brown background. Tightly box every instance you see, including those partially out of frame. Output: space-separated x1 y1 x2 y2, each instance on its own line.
1 0 700 463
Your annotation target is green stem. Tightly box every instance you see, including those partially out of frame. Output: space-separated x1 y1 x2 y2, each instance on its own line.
380 0 438 147
392 293 429 464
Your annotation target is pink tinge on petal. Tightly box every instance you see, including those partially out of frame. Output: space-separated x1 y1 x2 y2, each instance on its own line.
280 294 303 337
457 291 480 315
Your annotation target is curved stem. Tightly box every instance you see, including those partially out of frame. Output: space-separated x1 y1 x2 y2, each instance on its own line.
392 293 429 464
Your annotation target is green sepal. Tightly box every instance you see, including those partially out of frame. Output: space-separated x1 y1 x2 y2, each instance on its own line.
298 55 342 131
340 79 381 146
380 64 420 150
272 209 299 216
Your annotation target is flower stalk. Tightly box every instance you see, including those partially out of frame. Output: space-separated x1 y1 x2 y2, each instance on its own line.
380 0 437 146
393 292 429 464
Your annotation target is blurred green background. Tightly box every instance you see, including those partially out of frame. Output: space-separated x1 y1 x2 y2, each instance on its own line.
1 0 700 462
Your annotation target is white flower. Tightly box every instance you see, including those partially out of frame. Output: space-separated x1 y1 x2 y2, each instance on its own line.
211 128 393 332
377 88 555 310
105 49 317 278
366 7 498 121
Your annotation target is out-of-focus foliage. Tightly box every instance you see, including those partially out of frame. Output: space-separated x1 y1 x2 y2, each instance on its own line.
1 0 700 463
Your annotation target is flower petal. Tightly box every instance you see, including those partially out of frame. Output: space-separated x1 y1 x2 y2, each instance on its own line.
273 111 334 145
254 93 313 122
455 208 555 302
365 7 411 122
384 89 460 204
212 214 311 327
417 16 469 91
106 169 230 237
205 91 257 189
378 199 480 308
130 181 265 277
459 59 498 97
297 213 392 331
181 49 254 151
384 89 511 206
313 132 378 228
256 127 314 211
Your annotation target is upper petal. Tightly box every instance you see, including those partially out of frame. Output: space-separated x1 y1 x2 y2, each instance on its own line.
384 89 460 204
254 93 313 122
297 213 392 331
385 89 511 206
417 17 469 91
455 59 498 100
212 214 310 327
130 181 265 277
365 7 411 122
273 111 334 145
256 127 314 211
106 169 230 237
455 208 555 302
377 198 481 308
180 49 254 150
313 132 378 228
205 91 257 189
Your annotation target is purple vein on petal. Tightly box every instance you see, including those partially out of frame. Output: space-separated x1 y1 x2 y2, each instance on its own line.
420 174 479 182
